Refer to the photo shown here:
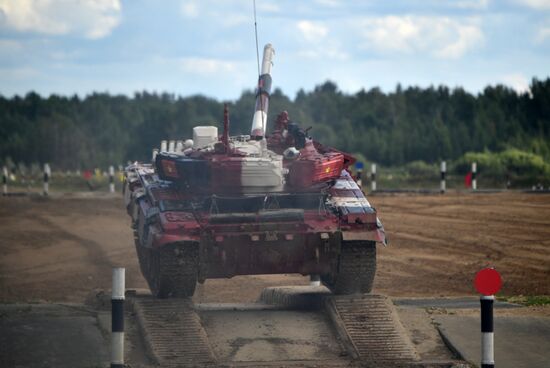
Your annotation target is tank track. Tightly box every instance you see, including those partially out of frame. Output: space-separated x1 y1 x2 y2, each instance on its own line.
134 234 199 298
322 240 377 295
134 231 150 278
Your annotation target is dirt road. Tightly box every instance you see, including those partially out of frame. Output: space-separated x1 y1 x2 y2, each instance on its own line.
373 192 550 297
1 192 549 304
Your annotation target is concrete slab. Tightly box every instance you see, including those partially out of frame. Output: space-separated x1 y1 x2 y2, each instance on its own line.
0 303 109 368
199 308 348 363
435 315 550 368
396 307 456 361
394 297 521 309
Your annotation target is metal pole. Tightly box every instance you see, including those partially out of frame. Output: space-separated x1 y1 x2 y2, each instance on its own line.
440 161 446 194
109 166 115 193
43 163 50 196
2 166 7 196
371 163 377 192
472 162 477 191
111 267 125 368
481 295 494 368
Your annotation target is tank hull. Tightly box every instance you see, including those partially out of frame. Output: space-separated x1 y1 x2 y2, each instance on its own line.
124 162 385 298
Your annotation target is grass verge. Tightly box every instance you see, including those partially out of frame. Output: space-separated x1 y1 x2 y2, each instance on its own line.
498 295 550 306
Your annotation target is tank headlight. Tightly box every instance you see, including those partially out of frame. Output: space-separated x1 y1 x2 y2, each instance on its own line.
161 159 178 178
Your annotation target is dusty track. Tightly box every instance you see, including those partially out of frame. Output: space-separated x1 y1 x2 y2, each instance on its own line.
372 192 550 297
0 192 549 304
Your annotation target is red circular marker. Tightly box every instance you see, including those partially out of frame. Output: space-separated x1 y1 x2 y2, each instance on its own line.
474 268 502 295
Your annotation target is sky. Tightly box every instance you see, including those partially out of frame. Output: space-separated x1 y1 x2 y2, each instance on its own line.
0 0 549 100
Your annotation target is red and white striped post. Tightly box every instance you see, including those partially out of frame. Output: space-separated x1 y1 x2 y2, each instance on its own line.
472 162 477 191
474 268 502 368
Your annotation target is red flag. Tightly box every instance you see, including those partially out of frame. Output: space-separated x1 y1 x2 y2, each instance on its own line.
464 171 472 188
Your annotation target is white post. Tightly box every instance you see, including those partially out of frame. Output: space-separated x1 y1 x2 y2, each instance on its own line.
111 268 125 368
2 166 7 196
176 140 184 152
152 148 159 161
371 163 377 192
168 140 176 153
472 162 477 191
109 166 115 193
43 163 51 196
160 140 168 152
440 161 446 194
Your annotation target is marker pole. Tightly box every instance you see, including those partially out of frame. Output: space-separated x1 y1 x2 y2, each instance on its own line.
481 295 494 368
357 166 363 187
152 148 159 162
472 162 477 191
160 140 168 152
109 166 115 193
371 163 377 192
111 268 125 368
168 140 176 153
43 163 50 196
2 166 7 196
440 161 446 194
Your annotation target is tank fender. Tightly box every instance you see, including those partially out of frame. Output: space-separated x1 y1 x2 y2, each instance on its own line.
145 206 160 225
130 188 146 224
341 221 387 245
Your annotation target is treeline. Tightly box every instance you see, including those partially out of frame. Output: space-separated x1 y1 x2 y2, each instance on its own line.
1 78 549 170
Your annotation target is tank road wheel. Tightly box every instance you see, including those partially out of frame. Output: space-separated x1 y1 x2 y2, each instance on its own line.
148 242 199 298
322 240 377 295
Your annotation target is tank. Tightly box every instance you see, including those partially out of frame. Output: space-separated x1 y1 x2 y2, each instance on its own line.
123 44 387 298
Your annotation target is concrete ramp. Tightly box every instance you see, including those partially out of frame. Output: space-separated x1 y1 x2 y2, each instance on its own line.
260 287 420 365
199 305 350 366
130 288 424 367
132 297 216 367
327 294 419 364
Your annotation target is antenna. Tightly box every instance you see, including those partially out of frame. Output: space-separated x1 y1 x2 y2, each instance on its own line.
253 0 261 78
252 0 266 137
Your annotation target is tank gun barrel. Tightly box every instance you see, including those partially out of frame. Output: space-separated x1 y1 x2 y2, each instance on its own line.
250 43 275 139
